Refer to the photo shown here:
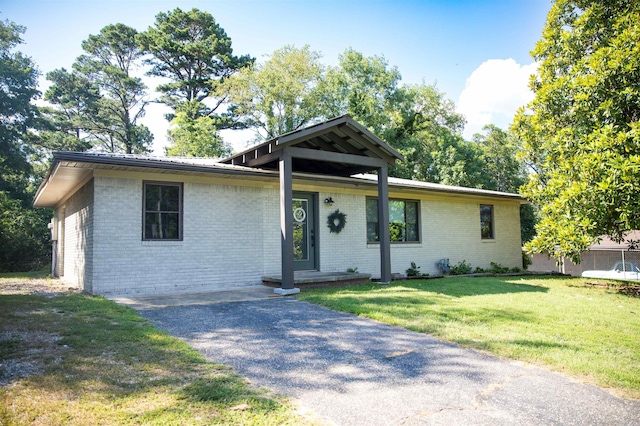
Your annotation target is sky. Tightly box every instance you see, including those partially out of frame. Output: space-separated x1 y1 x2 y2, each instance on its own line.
2 0 552 154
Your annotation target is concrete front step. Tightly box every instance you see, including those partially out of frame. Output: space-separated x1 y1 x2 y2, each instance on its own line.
262 271 372 288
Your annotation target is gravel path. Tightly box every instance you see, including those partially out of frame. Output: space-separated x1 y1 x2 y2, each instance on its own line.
137 298 640 425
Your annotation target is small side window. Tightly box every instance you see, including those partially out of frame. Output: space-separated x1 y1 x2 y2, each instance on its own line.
480 204 494 240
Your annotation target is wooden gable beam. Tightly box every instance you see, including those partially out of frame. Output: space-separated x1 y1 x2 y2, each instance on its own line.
284 146 386 169
323 132 366 156
276 116 349 148
343 120 404 162
308 136 338 152
247 151 280 168
338 125 397 165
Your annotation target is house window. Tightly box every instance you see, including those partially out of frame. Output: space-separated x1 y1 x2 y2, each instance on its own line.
366 198 419 243
480 204 494 240
143 182 182 240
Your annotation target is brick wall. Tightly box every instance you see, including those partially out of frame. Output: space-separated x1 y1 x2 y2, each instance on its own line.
91 176 270 295
58 179 94 291
316 192 523 278
62 172 523 295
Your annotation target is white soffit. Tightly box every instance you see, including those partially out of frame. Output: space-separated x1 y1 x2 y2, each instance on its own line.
34 163 92 208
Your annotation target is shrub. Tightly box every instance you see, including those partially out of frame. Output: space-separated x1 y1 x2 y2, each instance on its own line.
489 262 510 274
449 260 472 275
449 261 524 276
522 250 532 270
406 261 423 277
0 192 51 272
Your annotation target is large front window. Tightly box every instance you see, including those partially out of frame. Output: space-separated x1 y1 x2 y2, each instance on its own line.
366 198 419 243
143 182 182 240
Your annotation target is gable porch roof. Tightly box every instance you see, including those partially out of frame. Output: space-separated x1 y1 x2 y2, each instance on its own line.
219 114 404 176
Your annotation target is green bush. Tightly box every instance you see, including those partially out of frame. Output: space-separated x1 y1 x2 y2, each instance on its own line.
488 262 510 274
406 261 426 277
0 192 51 272
471 264 523 274
522 250 532 270
449 260 472 275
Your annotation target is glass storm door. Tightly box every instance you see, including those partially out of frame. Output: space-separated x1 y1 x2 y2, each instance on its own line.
292 192 317 271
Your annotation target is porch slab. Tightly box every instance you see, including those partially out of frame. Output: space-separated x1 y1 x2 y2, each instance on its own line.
110 285 279 310
262 271 372 289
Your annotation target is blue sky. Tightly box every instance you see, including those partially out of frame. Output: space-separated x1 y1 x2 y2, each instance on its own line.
2 0 552 153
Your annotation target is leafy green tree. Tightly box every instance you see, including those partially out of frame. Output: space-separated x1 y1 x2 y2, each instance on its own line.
165 100 231 157
139 7 253 123
35 68 99 153
74 23 152 153
0 19 39 198
425 138 487 188
473 125 537 243
225 45 327 140
513 0 640 262
226 46 404 142
322 48 401 134
382 84 481 186
0 19 50 271
0 192 50 271
472 125 523 192
519 203 537 244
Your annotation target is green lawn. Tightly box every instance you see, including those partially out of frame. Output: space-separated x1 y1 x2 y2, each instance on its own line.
298 276 640 399
0 279 313 425
0 267 49 279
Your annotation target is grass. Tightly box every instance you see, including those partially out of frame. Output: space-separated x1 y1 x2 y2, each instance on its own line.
298 276 640 399
0 267 49 279
0 279 313 425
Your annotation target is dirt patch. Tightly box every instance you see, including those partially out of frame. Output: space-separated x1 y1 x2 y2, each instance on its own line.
0 278 79 386
0 329 69 386
585 281 640 297
0 277 81 297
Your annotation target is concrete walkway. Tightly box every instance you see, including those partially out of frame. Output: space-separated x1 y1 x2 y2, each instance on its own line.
131 296 640 425
111 285 278 309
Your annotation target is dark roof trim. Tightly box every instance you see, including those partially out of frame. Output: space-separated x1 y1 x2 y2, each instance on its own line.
34 151 524 207
51 151 275 176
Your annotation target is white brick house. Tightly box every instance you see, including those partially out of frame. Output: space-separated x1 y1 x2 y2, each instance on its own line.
34 117 524 296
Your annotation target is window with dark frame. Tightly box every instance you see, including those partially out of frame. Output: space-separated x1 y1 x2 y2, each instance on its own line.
480 204 494 239
143 182 183 240
366 198 419 243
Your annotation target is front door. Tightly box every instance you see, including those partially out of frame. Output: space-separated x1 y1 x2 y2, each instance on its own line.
293 192 317 271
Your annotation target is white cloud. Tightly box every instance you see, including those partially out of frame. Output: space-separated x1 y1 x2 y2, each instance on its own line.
457 59 537 139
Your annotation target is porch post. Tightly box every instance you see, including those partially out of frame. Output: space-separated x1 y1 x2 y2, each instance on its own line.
275 151 300 294
378 165 392 283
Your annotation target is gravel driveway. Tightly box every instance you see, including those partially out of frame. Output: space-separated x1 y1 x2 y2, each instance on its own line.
136 297 640 425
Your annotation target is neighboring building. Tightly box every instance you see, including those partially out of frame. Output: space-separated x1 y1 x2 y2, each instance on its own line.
529 231 640 275
34 116 525 296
